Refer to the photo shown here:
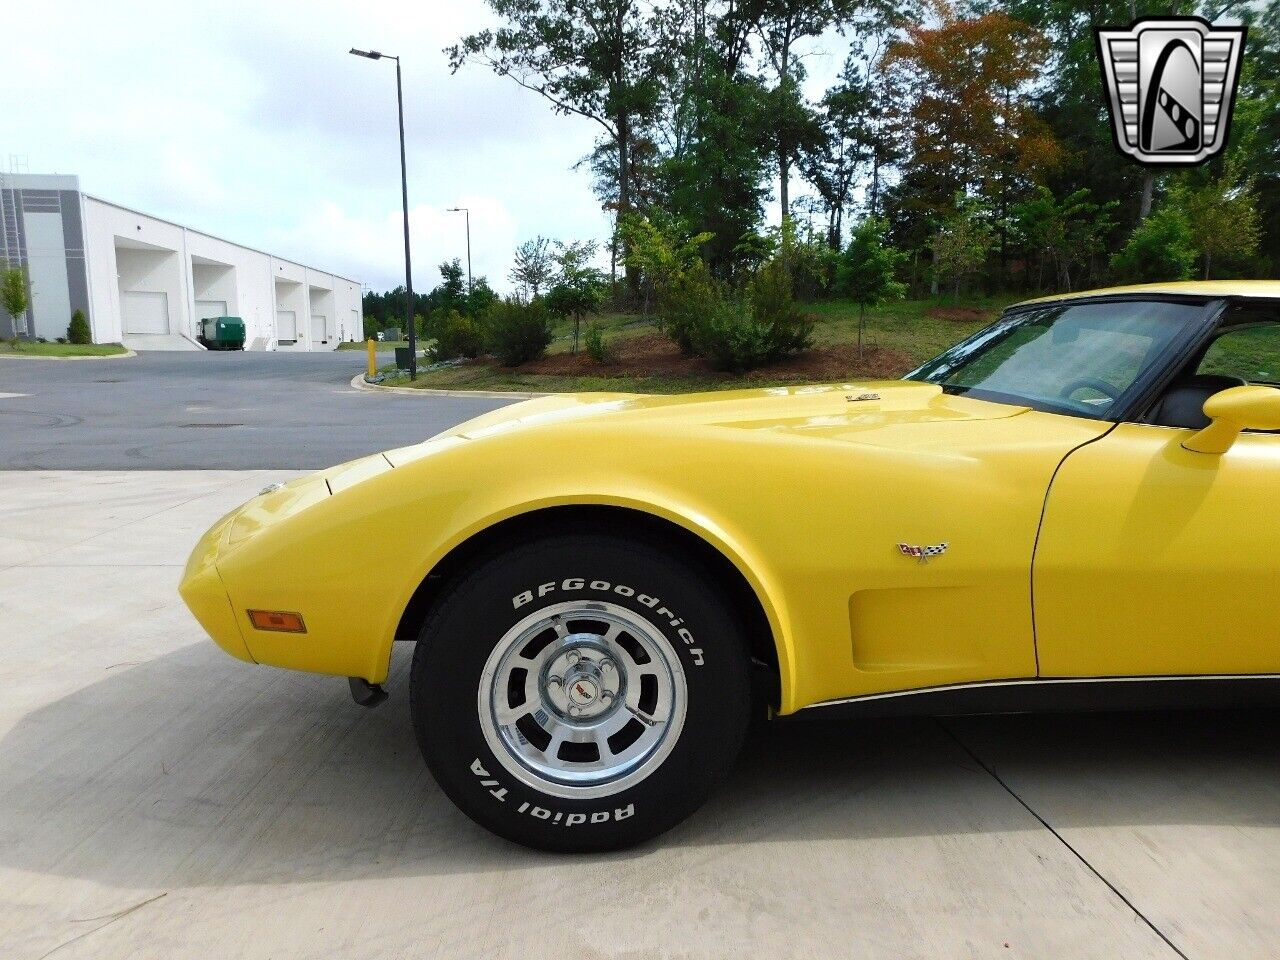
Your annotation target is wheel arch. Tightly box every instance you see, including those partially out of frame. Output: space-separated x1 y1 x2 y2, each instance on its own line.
393 504 791 712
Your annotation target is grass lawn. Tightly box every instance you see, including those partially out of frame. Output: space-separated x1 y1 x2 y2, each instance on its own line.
337 340 409 351
0 341 129 358
372 296 1020 394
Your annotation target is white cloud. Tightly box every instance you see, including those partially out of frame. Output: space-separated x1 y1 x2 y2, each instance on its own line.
7 0 859 293
7 0 611 293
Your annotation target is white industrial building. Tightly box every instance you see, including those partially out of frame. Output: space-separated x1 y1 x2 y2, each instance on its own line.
1 173 363 351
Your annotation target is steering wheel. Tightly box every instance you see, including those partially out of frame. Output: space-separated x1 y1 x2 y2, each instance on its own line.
1058 377 1122 406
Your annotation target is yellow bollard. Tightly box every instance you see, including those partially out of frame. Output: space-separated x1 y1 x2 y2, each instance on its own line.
367 338 377 379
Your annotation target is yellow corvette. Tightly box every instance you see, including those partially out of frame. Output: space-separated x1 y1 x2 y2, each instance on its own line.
181 281 1280 851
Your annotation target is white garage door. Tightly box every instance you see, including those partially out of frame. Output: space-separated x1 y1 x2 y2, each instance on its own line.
121 291 169 335
195 299 228 321
310 314 327 343
276 310 297 342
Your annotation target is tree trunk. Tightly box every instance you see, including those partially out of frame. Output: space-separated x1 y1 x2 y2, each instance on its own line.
858 303 865 360
777 32 792 225
617 113 638 300
779 145 789 224
1139 173 1154 221
870 153 881 218
1204 254 1212 280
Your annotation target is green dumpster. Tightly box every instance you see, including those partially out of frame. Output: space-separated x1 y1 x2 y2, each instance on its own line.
197 316 246 351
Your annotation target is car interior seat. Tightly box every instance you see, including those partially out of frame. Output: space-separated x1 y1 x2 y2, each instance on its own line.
1149 374 1247 429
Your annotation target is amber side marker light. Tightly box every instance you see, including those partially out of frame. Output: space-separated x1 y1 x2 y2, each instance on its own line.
248 610 307 633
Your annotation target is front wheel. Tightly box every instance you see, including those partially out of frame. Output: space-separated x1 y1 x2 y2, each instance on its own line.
410 532 752 852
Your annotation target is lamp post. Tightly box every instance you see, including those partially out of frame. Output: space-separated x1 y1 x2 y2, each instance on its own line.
446 207 472 294
350 47 416 380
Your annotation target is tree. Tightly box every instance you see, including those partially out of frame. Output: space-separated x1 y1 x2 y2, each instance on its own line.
67 309 91 345
931 197 995 297
1 267 29 329
753 0 870 221
545 240 607 352
836 218 906 357
1226 0 1280 275
885 4 1061 276
799 53 872 249
509 237 556 299
618 212 713 314
449 1 669 291
1013 186 1117 292
1172 162 1263 280
1110 205 1196 283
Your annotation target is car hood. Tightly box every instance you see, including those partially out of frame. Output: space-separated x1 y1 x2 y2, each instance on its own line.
385 380 1029 466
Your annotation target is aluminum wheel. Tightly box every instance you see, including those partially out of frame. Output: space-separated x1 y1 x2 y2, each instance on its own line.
477 600 688 799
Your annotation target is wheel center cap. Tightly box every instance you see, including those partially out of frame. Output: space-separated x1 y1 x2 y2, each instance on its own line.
567 675 600 707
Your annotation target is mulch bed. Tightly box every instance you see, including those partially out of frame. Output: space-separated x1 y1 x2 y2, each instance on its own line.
489 332 915 382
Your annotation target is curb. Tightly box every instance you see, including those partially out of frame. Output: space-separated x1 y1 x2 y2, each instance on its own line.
0 347 137 361
349 372 551 400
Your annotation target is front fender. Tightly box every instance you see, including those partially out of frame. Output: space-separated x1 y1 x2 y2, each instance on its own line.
212 426 800 711
385 491 799 713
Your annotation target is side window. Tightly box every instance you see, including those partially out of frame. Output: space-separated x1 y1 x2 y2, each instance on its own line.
1198 322 1280 386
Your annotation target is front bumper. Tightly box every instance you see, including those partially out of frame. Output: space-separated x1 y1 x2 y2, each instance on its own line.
178 456 397 678
179 511 254 663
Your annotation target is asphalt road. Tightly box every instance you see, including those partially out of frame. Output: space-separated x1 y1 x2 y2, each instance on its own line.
5 471 1278 960
0 351 514 469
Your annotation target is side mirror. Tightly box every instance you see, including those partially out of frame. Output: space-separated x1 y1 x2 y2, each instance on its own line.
1183 385 1280 454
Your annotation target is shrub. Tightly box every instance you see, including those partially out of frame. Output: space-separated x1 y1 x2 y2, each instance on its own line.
654 253 813 373
658 259 720 355
484 297 554 366
689 299 774 373
747 257 814 357
584 322 614 364
430 309 484 360
1110 205 1197 283
67 309 91 345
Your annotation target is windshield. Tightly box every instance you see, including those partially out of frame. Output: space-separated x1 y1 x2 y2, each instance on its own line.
906 299 1206 417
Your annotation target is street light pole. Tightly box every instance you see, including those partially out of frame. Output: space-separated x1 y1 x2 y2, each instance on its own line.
447 207 472 294
350 47 416 380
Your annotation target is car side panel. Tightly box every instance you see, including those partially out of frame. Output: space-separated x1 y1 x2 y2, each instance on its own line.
1034 423 1280 676
212 407 1106 713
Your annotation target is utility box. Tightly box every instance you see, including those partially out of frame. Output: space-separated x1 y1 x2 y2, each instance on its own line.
197 316 247 351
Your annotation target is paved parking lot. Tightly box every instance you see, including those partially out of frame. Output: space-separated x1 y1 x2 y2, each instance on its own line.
2 471 1278 959
0 351 511 469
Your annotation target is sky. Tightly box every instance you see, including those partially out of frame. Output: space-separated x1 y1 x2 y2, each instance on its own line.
9 0 844 294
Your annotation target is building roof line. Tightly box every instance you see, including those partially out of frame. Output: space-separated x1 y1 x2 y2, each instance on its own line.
81 193 363 287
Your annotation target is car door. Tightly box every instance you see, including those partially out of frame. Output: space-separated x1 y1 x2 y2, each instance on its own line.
1033 311 1280 678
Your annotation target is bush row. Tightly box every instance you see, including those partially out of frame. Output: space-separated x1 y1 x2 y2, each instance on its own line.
652 254 813 373
429 298 555 367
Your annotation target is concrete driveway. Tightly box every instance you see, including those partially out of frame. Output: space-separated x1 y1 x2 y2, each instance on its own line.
2 471 1277 959
0 351 511 469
